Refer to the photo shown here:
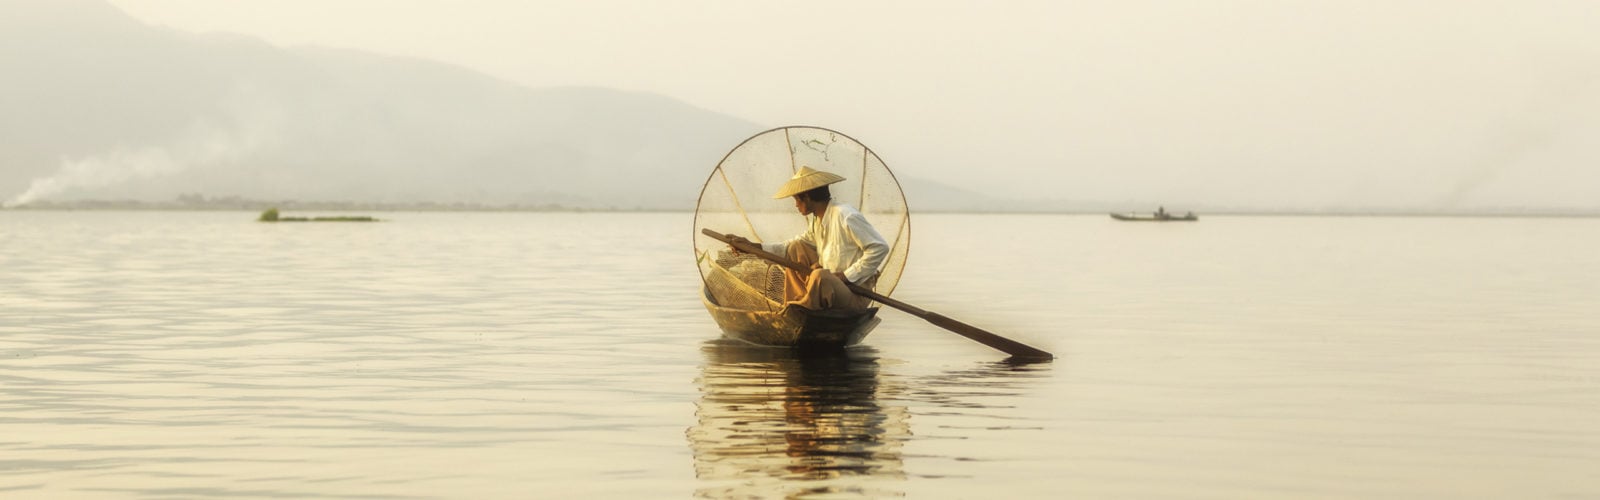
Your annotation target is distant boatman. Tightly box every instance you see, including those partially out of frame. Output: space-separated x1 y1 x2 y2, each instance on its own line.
727 166 889 310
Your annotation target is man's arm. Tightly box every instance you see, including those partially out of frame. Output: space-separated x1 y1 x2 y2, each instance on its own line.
726 231 810 259
841 213 889 284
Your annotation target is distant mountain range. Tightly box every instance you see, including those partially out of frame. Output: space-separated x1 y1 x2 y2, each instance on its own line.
0 0 1075 213
11 1 1589 216
1 0 785 210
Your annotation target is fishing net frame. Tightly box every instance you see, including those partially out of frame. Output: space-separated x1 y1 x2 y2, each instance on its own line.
693 126 911 311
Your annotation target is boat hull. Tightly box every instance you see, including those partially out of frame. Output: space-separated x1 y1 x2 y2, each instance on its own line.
701 287 880 350
1110 212 1198 221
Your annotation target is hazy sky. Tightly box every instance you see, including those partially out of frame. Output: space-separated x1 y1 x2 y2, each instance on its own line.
103 0 1600 209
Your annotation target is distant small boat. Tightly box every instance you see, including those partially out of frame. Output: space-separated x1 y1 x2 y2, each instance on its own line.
1110 210 1197 222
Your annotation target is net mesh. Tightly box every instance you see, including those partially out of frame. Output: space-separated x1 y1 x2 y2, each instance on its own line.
694 127 911 309
702 251 786 311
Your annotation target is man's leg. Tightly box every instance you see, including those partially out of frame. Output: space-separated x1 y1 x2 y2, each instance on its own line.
810 270 863 310
788 268 868 311
781 243 868 310
782 243 819 304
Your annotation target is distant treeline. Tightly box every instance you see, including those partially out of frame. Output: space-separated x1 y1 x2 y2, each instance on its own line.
5 194 660 212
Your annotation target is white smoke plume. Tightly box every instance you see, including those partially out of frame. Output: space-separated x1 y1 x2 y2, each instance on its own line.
4 85 282 208
1431 65 1600 209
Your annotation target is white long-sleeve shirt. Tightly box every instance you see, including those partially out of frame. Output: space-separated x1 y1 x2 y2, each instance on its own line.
761 201 889 284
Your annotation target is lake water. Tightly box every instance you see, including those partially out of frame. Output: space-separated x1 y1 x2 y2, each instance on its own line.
2 211 1598 499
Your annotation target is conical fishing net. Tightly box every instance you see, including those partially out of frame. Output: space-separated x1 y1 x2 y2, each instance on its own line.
694 126 911 311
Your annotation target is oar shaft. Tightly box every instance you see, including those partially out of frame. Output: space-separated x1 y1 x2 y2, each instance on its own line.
702 229 1053 360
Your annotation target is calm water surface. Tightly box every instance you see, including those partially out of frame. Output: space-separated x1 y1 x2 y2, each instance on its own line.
2 211 1598 498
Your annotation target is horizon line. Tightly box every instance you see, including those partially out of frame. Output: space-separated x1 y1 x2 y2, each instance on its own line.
5 204 1598 218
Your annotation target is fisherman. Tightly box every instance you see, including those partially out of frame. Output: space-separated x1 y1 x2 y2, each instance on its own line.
727 166 889 311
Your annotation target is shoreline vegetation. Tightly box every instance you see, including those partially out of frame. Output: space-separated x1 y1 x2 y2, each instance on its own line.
2 196 1596 218
257 208 378 223
6 195 603 213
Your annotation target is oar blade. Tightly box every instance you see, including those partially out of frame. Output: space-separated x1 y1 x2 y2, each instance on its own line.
923 312 1054 361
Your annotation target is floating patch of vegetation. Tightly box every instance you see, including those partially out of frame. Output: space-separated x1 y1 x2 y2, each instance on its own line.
257 208 379 222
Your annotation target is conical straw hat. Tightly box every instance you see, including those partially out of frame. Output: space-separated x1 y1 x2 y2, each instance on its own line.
772 166 846 199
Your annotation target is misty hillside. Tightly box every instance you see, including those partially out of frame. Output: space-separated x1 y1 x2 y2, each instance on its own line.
1 0 778 209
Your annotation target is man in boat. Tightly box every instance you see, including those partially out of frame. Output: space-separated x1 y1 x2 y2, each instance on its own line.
726 166 889 311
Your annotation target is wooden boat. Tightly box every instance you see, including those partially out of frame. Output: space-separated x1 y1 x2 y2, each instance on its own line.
693 126 908 352
1110 211 1198 221
701 286 880 351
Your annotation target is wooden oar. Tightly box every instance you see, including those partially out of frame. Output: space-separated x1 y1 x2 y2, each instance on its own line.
702 229 1054 361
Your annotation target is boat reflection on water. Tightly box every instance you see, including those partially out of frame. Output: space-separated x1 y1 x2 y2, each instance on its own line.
687 340 910 498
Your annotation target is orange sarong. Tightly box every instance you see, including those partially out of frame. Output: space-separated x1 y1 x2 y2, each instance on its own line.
781 242 875 311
